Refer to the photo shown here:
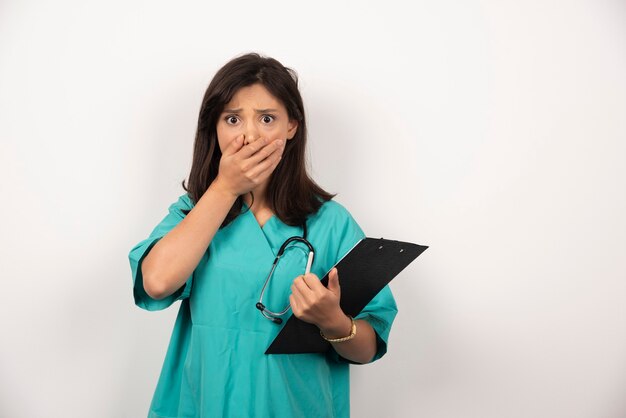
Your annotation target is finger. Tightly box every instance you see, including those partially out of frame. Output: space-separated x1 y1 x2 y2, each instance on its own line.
302 273 325 294
236 137 269 159
289 293 300 315
290 289 308 315
245 147 283 180
327 268 340 292
292 277 313 304
223 134 245 157
246 136 268 148
245 139 284 166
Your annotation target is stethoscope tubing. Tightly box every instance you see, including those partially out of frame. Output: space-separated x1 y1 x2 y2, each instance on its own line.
256 222 314 324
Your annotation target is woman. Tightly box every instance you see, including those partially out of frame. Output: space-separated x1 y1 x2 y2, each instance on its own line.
128 52 398 418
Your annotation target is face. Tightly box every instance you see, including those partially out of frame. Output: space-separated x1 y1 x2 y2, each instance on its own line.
216 83 298 152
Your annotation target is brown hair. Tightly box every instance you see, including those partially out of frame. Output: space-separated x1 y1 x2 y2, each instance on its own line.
181 52 335 227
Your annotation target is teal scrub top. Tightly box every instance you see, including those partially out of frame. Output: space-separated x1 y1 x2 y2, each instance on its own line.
128 193 398 418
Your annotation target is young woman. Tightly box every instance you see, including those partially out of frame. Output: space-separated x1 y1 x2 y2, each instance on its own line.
128 52 398 418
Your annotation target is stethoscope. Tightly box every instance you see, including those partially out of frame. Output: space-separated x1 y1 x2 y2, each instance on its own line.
255 221 314 324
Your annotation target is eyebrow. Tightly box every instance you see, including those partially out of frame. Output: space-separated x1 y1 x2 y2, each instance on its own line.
222 108 279 113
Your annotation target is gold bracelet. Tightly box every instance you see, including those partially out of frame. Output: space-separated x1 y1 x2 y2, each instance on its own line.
320 315 357 343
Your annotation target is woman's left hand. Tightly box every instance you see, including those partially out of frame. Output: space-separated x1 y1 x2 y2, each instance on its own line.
289 268 345 330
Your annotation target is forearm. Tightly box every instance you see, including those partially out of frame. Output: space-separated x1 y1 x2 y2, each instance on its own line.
320 313 377 364
142 180 237 299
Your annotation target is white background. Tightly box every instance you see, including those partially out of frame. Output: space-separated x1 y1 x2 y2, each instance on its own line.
1 1 625 417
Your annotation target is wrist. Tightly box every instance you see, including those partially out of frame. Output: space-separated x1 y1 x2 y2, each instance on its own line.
210 178 238 201
319 311 352 339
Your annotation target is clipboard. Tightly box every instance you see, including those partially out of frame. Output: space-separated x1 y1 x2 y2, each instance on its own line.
265 237 428 354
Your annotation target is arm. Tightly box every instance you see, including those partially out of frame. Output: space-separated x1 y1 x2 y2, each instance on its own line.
142 181 237 300
142 135 285 300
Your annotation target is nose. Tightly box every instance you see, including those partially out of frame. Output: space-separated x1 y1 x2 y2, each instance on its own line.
243 123 260 145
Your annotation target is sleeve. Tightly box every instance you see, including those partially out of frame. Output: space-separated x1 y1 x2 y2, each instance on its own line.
325 206 399 365
128 193 195 312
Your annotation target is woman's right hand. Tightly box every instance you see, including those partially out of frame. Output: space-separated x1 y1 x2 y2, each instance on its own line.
213 134 286 198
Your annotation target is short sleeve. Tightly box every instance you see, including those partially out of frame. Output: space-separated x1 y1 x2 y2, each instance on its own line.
325 205 399 365
352 285 397 363
128 193 195 311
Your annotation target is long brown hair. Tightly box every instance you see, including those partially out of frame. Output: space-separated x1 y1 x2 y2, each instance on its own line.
181 52 336 227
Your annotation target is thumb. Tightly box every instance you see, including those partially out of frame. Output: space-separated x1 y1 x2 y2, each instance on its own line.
328 268 340 294
223 134 244 156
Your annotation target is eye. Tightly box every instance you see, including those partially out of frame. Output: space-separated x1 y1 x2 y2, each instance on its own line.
261 114 275 124
225 115 239 125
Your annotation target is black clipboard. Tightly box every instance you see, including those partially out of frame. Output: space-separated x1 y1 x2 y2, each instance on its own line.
265 237 428 354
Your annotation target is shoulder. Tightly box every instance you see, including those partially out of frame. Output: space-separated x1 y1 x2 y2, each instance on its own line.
168 192 194 214
310 198 366 260
312 198 354 222
310 198 364 236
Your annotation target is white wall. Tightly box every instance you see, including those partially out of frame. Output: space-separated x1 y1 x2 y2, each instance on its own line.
1 1 625 417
